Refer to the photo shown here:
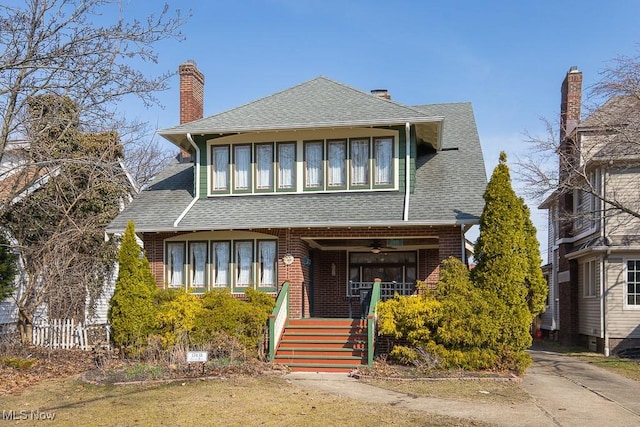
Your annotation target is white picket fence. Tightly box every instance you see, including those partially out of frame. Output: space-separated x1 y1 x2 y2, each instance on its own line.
32 319 109 350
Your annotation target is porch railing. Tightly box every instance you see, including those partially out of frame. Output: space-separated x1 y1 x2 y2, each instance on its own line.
349 281 415 301
268 282 290 362
367 279 382 367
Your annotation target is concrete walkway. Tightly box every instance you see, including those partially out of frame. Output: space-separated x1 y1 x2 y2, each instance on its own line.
285 350 640 426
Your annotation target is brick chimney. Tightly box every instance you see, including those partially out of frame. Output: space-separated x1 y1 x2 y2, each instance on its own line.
178 60 205 161
560 66 582 140
371 89 391 100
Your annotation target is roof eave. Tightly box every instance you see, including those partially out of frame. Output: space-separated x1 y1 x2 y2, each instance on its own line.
158 116 444 148
105 217 478 235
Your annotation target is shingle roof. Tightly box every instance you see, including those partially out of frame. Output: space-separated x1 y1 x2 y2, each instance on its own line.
159 77 441 149
107 81 486 233
579 95 640 129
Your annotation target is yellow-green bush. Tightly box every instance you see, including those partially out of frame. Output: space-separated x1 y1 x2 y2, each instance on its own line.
194 288 274 353
155 289 206 347
378 257 532 373
377 293 441 343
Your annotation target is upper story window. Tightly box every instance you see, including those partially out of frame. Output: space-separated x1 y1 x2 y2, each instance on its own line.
211 146 230 192
255 144 273 191
208 136 395 195
277 143 296 190
573 171 598 231
305 141 323 189
234 145 252 192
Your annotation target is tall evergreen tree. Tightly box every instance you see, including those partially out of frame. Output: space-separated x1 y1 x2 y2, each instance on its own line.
108 221 158 354
471 152 534 361
520 199 548 318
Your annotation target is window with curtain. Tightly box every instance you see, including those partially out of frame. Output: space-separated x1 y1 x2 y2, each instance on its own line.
258 241 276 286
190 242 207 288
236 241 253 286
256 144 273 190
212 241 230 287
234 145 251 190
350 139 369 186
305 141 322 188
277 143 295 190
374 137 393 185
328 140 345 187
167 243 184 288
211 146 229 191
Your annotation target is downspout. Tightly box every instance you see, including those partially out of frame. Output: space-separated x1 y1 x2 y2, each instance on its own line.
173 133 200 227
403 122 411 221
601 167 610 356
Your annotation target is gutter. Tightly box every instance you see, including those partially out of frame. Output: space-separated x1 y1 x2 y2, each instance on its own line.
173 133 200 227
106 218 481 235
403 122 410 221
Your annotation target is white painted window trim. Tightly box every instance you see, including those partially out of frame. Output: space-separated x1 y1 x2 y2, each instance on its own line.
623 258 640 310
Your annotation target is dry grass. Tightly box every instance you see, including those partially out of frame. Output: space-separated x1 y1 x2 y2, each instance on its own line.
572 353 640 381
1 375 491 426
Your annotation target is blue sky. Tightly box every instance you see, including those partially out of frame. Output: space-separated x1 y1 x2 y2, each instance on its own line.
117 0 640 261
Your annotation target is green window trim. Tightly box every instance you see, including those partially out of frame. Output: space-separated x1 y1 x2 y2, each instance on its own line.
276 142 297 192
254 143 275 193
210 145 231 194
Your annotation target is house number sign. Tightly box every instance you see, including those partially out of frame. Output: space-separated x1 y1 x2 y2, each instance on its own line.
186 351 208 363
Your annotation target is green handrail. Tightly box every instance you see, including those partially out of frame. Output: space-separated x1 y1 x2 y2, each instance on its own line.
367 279 382 367
268 282 290 362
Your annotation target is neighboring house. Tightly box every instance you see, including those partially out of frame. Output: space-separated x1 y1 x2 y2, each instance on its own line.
0 140 132 328
540 67 640 355
0 142 56 326
107 61 487 370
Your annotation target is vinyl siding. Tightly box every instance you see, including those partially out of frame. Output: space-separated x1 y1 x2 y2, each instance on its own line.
578 257 602 336
605 256 640 338
605 168 640 239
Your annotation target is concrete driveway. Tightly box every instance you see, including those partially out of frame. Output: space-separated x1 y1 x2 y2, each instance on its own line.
285 350 640 426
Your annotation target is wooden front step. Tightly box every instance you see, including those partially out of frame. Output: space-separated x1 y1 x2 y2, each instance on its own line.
274 318 368 373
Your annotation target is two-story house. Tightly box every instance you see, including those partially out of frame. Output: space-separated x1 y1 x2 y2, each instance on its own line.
107 61 487 370
540 67 640 356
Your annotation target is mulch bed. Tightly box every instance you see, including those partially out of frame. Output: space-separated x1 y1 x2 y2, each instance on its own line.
0 346 95 395
352 361 521 382
1 345 289 395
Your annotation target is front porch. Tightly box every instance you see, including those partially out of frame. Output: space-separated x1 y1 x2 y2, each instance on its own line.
269 281 384 372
